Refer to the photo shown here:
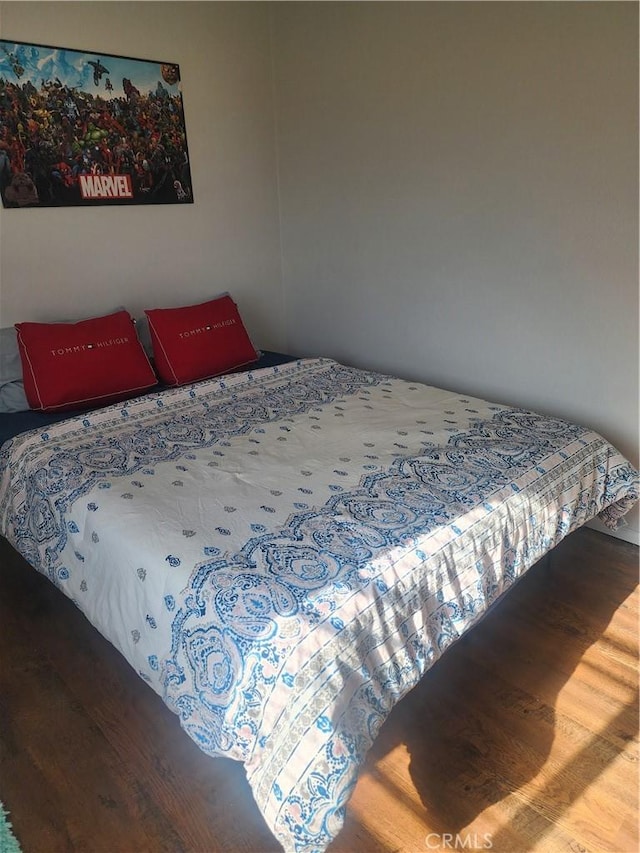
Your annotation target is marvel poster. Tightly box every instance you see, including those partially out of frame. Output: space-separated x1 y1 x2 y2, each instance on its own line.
0 39 193 207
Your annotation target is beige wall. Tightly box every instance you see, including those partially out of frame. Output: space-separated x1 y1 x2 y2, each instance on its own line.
272 1 639 542
0 2 637 542
0 1 286 349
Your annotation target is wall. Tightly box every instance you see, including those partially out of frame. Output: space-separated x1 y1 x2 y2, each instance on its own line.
0 3 637 543
0 1 285 349
271 2 639 543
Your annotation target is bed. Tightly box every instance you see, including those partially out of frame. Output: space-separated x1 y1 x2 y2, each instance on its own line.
0 353 637 852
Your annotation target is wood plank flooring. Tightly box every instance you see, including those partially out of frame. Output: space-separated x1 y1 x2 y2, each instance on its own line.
0 527 637 853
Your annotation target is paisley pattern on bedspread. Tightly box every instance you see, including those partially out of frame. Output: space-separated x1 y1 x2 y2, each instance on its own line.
0 357 637 852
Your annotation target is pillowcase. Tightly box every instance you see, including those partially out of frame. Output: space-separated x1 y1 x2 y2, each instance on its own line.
1 307 130 413
133 315 154 360
15 310 157 411
0 326 23 384
0 381 29 413
0 326 29 413
145 294 258 386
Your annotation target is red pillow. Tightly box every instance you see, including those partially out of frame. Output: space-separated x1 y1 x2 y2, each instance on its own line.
15 310 157 411
145 294 258 386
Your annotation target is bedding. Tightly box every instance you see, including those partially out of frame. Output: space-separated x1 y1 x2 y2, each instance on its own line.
145 293 258 385
0 357 637 851
0 379 29 414
0 350 294 446
0 307 132 414
15 310 157 411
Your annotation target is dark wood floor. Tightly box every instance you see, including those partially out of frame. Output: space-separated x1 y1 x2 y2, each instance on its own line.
0 527 637 853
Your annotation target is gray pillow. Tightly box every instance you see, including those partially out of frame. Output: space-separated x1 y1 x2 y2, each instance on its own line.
0 327 28 413
0 380 29 412
0 326 22 384
134 316 153 359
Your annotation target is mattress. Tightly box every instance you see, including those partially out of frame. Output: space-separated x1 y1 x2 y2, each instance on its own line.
0 356 636 851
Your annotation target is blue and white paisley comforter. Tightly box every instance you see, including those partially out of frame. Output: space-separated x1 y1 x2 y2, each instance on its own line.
0 358 637 850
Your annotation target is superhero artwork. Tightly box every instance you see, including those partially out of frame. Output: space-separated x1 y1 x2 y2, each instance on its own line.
0 39 193 207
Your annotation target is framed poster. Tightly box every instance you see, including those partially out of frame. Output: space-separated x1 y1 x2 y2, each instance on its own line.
0 39 193 207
